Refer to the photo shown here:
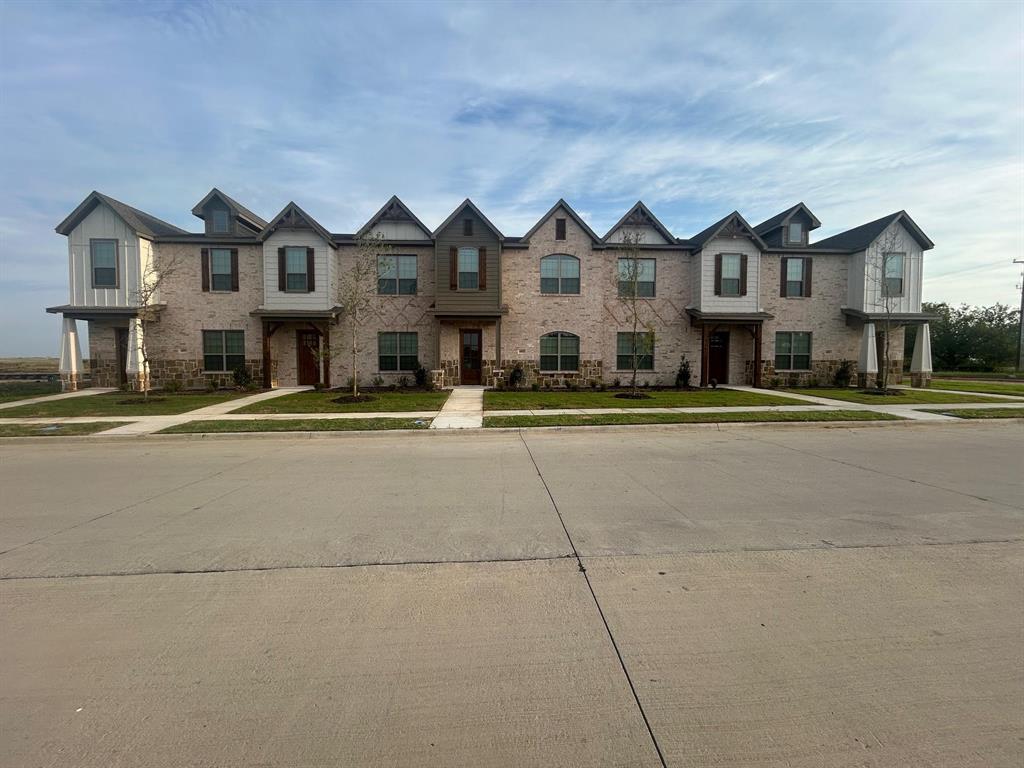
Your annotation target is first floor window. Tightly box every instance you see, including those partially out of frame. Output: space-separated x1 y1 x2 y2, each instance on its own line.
616 332 654 370
539 332 580 372
617 258 655 297
458 247 479 289
775 331 811 371
720 253 742 296
210 248 233 291
540 254 580 294
285 246 309 292
203 330 245 372
883 252 905 297
378 254 417 295
378 332 418 371
90 239 118 288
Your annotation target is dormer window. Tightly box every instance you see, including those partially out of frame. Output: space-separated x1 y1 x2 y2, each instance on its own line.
211 208 230 234
786 221 803 245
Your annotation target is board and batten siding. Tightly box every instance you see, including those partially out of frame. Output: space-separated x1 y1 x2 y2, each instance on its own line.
434 208 501 314
67 202 142 307
695 235 762 312
846 221 924 313
262 228 333 310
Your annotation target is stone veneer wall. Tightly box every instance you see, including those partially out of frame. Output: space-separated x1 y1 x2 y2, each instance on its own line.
494 359 604 388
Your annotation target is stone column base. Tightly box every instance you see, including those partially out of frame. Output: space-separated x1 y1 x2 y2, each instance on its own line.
856 373 876 390
127 373 149 392
910 372 932 388
60 373 81 392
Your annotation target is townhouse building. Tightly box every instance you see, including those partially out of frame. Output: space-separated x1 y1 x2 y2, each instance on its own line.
49 190 936 392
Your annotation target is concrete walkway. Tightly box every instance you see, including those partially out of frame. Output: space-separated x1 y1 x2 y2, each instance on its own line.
0 387 116 410
430 386 484 429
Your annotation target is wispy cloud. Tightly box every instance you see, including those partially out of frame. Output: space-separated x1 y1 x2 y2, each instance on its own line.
0 0 1020 354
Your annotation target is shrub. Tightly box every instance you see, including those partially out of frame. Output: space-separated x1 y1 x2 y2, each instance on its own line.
807 376 820 388
372 375 384 388
508 364 525 389
612 377 621 388
414 362 429 389
398 376 409 388
569 382 580 392
531 382 540 391
232 365 252 388
313 381 327 391
675 355 692 389
162 379 182 394
833 359 853 388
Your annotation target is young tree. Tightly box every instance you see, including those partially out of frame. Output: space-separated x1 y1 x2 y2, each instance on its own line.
865 227 904 393
132 250 180 398
613 229 656 397
339 232 391 397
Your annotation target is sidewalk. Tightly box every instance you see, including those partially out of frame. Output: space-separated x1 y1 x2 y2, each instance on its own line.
0 387 116 411
430 386 484 429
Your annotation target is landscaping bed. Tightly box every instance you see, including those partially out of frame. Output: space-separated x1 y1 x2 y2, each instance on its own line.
159 417 432 434
483 388 797 410
921 407 1024 420
0 421 130 437
483 410 902 428
780 387 1015 405
0 390 254 417
234 389 449 414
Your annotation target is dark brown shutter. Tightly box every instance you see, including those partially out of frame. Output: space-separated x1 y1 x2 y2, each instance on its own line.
306 247 315 292
230 249 239 292
714 253 722 295
803 257 812 297
278 247 286 292
739 254 748 296
779 257 788 297
449 246 458 290
478 247 487 290
201 248 210 292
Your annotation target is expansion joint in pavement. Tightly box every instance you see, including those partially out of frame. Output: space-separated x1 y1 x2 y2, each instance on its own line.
517 431 669 768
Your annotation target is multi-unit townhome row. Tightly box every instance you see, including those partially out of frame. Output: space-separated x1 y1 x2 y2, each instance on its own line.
49 189 937 391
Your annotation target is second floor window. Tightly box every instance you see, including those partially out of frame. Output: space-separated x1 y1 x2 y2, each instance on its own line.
782 257 811 298
617 257 655 297
90 239 118 288
775 331 811 371
458 247 479 289
378 255 417 295
210 249 233 291
883 253 905 297
203 330 245 372
378 332 418 371
717 253 744 297
285 247 309 292
540 254 580 295
539 331 579 372
211 208 230 234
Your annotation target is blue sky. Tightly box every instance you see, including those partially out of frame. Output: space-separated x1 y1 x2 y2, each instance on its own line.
0 0 1021 356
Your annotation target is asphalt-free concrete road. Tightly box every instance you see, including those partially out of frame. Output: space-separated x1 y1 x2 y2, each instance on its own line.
1 422 1021 767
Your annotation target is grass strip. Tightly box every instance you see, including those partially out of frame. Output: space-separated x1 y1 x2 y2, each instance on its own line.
0 421 130 437
483 410 901 428
1 391 254 417
781 387 1018 405
925 380 1024 396
158 417 432 434
234 390 449 414
484 388 797 411
920 407 1024 420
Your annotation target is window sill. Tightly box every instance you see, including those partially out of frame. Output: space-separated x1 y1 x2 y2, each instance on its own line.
538 371 581 375
612 369 656 374
540 293 581 297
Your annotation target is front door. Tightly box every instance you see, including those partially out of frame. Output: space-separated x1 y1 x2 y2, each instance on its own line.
708 331 730 385
115 328 129 387
296 330 320 385
460 329 482 385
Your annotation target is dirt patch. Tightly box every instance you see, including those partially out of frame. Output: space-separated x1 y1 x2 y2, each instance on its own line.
330 394 379 405
613 392 653 400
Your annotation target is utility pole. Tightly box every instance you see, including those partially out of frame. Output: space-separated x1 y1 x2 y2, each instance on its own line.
1015 259 1024 372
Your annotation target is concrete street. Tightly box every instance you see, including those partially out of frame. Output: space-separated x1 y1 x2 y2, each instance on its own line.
1 422 1021 767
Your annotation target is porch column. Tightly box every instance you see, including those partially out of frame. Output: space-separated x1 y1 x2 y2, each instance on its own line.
910 323 932 388
752 323 763 388
125 317 147 391
322 322 331 389
58 316 83 391
857 322 878 389
262 321 273 389
700 324 710 387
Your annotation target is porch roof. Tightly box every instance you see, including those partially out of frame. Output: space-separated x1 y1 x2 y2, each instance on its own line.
250 306 343 321
686 308 773 325
46 304 166 320
841 308 938 324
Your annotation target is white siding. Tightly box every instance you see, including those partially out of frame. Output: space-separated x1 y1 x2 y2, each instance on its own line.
696 236 762 312
849 221 924 313
371 220 430 240
67 203 141 307
262 229 332 309
605 224 671 245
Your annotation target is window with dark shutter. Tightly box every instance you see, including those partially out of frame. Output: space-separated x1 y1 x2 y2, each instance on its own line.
449 246 458 290
230 249 239 291
278 248 287 292
306 247 315 292
478 246 487 290
209 248 233 291
739 254 748 296
201 248 210 292
555 218 566 240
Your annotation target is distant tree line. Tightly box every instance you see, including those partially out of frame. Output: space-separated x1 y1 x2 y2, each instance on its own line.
912 302 1021 372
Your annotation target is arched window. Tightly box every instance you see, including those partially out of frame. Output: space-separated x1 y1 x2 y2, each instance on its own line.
540 332 580 372
540 254 580 295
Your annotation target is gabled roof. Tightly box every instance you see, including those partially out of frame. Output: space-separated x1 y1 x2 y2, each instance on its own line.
602 201 675 244
812 211 934 252
753 202 821 235
688 211 767 250
520 199 601 244
257 202 337 249
356 195 433 239
432 198 504 240
191 188 267 229
55 191 188 237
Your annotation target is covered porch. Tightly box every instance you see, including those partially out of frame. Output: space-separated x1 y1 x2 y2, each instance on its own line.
842 309 936 388
434 312 504 388
252 308 341 389
687 309 771 388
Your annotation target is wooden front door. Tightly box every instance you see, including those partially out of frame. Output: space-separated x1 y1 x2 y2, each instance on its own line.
296 330 320 385
708 331 730 385
115 328 129 387
460 329 482 385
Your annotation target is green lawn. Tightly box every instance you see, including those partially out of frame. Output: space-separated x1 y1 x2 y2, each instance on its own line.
234 390 450 414
922 407 1024 420
925 380 1024 396
1 391 252 417
483 388 798 411
932 371 1019 381
159 417 432 434
781 387 1016 405
0 421 129 437
484 410 902 428
0 381 61 404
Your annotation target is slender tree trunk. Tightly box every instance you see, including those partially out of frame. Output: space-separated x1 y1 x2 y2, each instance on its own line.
351 312 358 398
631 309 640 395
